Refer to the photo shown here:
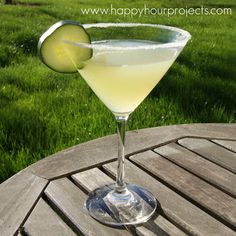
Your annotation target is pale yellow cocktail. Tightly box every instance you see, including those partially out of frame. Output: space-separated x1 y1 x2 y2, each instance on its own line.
79 40 179 116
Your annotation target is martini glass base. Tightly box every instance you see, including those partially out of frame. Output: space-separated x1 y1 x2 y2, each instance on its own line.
86 183 157 226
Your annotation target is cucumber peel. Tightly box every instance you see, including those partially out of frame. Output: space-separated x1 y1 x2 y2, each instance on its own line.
38 20 92 73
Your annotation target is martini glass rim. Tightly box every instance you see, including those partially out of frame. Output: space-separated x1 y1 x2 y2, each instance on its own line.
66 22 191 51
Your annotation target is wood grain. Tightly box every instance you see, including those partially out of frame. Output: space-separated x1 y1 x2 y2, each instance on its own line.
24 198 76 236
72 168 113 193
0 170 48 236
136 216 188 236
30 124 236 179
44 178 129 236
130 150 236 228
72 168 187 236
154 142 236 197
212 140 236 153
178 138 236 173
104 161 236 236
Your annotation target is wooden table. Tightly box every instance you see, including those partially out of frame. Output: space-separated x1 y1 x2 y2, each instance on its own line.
0 124 236 236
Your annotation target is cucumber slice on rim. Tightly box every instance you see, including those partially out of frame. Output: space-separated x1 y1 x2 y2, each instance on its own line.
38 20 92 73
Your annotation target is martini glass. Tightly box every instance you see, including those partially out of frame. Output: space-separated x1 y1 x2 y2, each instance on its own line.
74 23 191 226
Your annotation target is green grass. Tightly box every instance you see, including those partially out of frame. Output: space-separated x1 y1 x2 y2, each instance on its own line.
0 0 235 183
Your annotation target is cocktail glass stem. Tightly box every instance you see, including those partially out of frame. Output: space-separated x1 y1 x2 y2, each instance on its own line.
86 113 157 225
115 115 128 193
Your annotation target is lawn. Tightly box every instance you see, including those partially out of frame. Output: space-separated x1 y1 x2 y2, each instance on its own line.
0 0 235 183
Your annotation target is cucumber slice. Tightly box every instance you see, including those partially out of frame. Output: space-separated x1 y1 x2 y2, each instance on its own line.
38 20 92 73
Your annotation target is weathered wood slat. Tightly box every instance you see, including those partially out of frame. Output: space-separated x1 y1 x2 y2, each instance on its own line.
24 198 76 236
103 161 236 236
29 124 236 179
154 143 236 197
130 150 236 228
72 168 113 192
212 140 236 153
0 170 48 236
178 138 236 173
72 168 187 236
136 216 188 236
44 178 129 236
